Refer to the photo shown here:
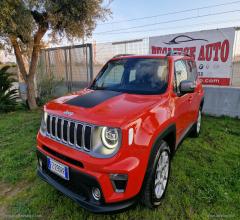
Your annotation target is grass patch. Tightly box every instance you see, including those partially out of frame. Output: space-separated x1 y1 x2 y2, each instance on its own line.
0 111 239 219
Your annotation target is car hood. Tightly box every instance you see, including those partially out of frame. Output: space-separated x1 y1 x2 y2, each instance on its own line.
45 89 164 127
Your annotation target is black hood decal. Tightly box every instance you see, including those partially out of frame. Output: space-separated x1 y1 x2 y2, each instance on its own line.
65 90 122 108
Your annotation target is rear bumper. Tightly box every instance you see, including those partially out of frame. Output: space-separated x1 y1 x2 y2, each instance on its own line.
36 150 137 213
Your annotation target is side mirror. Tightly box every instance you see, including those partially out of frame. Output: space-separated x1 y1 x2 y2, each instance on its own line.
179 80 196 94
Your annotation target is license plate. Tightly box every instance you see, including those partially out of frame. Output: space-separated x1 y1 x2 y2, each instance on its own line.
47 157 69 180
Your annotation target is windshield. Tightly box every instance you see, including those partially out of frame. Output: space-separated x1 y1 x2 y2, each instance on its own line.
90 58 169 95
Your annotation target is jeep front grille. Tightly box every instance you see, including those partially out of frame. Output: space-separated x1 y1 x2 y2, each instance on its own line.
46 114 93 151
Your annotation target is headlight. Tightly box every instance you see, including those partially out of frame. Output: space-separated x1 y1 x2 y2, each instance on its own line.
40 111 48 135
101 127 119 149
91 126 121 157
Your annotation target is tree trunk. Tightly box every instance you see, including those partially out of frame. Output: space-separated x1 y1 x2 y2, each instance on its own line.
11 27 46 110
26 74 37 109
26 27 47 109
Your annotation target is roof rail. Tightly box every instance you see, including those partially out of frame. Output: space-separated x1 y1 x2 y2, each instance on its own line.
166 51 191 57
112 54 135 58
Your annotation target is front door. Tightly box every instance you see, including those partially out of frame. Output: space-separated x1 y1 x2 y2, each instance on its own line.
173 60 193 142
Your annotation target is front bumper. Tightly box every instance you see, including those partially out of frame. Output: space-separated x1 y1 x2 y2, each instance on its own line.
36 149 138 213
37 132 148 203
38 170 136 213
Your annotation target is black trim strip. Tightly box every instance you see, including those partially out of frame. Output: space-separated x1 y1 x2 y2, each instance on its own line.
42 146 84 168
176 123 194 147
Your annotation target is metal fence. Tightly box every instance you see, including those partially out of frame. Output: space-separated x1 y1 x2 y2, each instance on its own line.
37 38 149 96
38 44 93 97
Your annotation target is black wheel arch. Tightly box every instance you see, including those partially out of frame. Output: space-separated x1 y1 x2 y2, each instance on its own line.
152 123 176 157
140 124 176 204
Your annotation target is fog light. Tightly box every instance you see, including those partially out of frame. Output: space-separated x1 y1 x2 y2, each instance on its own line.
92 187 101 201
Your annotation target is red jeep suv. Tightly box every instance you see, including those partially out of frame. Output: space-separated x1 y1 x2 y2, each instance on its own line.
36 53 204 213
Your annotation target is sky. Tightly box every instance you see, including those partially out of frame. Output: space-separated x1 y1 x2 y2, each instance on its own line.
89 0 240 43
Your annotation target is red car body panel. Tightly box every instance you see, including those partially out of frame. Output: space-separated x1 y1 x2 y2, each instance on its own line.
36 54 204 211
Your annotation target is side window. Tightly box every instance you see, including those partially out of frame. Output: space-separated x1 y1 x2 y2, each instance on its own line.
174 60 188 93
129 69 136 82
186 60 197 81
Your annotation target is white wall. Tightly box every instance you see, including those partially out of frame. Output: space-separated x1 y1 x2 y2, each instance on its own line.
93 38 149 77
203 86 240 118
232 28 240 87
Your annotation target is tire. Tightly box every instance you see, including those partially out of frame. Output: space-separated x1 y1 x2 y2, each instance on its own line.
190 109 202 138
141 140 171 208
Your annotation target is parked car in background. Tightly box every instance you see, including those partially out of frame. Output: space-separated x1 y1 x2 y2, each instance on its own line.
36 52 204 213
